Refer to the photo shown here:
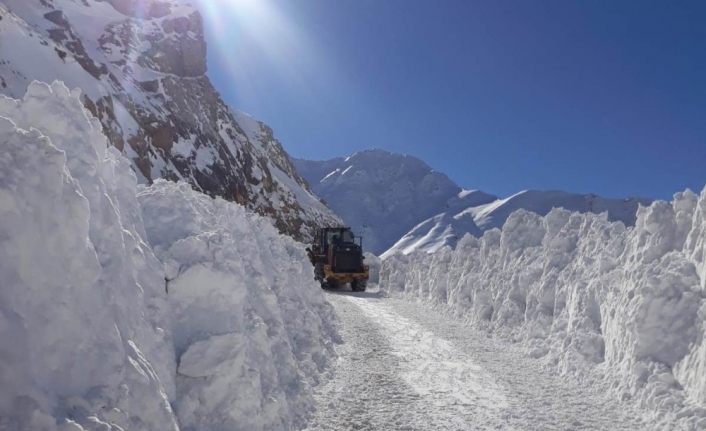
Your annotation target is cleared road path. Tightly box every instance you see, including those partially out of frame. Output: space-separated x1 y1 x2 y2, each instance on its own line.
304 288 647 431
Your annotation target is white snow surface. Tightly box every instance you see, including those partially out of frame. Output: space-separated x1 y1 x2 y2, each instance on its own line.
0 81 177 431
381 191 706 430
294 151 651 256
137 180 338 431
363 252 381 284
307 290 647 430
384 208 483 257
383 189 653 258
0 81 338 430
352 297 509 411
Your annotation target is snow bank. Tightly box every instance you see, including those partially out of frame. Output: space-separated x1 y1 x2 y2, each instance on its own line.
0 81 338 431
381 192 706 429
0 81 177 430
137 180 338 431
363 252 382 285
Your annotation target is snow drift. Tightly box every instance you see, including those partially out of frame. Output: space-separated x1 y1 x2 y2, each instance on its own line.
383 189 652 258
0 81 338 431
138 180 338 431
381 191 706 429
0 81 177 430
363 252 382 285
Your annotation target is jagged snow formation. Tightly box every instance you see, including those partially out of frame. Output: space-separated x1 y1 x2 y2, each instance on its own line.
138 180 338 431
381 192 706 429
0 81 338 430
0 81 177 430
0 0 340 240
384 189 653 258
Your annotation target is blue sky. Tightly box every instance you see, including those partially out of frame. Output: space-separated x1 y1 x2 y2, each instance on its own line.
202 0 706 199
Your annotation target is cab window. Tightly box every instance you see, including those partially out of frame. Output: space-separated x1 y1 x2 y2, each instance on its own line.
341 231 354 242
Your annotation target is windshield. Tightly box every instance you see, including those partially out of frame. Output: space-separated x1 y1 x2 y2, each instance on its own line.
326 229 354 245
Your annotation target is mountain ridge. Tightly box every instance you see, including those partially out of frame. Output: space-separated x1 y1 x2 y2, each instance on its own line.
292 148 471 254
0 0 340 240
293 149 653 256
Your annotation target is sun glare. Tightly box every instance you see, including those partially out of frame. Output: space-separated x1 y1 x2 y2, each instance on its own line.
195 0 323 105
219 0 265 18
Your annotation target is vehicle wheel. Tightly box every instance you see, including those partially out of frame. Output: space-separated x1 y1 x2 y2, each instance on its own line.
326 278 339 290
314 263 324 281
351 279 367 292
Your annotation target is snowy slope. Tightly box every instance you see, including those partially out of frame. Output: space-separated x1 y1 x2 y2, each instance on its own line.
0 81 338 431
381 191 706 429
384 189 652 257
294 150 650 256
0 0 340 240
384 209 483 256
470 189 651 231
292 149 496 254
230 109 338 235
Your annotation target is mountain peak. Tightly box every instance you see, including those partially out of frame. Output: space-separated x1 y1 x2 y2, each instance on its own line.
293 150 465 254
294 148 653 256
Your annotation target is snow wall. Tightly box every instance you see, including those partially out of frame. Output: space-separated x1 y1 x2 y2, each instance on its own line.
364 252 381 284
138 180 338 431
0 81 337 431
0 81 177 431
381 193 706 430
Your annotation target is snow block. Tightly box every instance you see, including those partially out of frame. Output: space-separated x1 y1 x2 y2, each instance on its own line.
138 180 339 431
1 80 340 431
382 194 706 429
0 81 177 430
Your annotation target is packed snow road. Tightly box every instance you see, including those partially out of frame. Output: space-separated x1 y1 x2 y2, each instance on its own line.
304 288 647 431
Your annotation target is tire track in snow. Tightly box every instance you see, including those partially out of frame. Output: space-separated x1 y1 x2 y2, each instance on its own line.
306 289 646 431
305 291 513 430
347 295 508 414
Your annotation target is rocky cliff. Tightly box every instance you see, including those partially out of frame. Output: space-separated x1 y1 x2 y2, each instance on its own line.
0 0 340 239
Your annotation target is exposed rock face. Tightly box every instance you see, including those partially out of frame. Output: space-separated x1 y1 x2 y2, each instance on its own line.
0 0 340 240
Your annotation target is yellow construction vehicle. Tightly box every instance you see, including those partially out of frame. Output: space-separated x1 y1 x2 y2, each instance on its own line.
306 227 369 291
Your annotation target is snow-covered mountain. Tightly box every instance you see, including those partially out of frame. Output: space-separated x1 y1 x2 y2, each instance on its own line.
384 189 653 257
0 0 340 239
294 150 652 256
293 149 495 254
